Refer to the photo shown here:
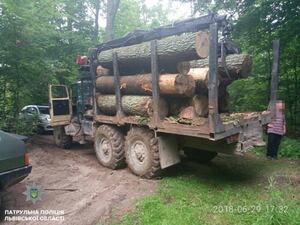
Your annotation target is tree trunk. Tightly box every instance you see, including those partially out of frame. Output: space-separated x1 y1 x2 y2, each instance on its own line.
98 31 209 74
93 0 100 42
96 73 195 97
105 0 120 41
96 95 168 118
190 54 252 80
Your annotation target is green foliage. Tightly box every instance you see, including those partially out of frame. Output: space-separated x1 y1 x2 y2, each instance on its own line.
278 138 300 159
254 137 300 159
0 114 39 136
0 0 94 133
114 0 170 38
186 0 300 136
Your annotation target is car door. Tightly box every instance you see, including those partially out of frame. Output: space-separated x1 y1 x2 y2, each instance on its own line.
49 85 72 126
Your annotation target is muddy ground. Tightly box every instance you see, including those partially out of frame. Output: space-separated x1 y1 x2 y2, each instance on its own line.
2 135 157 225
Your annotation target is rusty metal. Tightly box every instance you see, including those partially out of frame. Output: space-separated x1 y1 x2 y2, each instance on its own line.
112 53 124 123
208 22 224 135
150 40 160 127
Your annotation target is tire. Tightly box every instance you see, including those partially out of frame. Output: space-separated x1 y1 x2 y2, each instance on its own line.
94 125 125 169
184 148 217 163
53 126 72 149
0 191 7 221
125 127 160 178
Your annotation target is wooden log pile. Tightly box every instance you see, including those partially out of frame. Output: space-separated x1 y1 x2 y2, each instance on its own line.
95 32 252 121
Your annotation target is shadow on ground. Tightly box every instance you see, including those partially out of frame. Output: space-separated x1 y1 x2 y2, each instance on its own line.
160 153 283 186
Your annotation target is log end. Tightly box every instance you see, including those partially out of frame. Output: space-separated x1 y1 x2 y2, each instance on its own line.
179 106 197 119
195 31 209 59
96 65 110 76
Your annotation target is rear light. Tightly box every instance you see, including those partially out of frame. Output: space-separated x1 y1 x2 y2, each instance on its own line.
24 152 30 166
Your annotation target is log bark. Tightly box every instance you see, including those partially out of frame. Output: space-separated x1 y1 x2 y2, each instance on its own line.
177 61 190 75
192 95 208 116
179 106 196 119
96 73 195 97
190 54 252 79
98 31 209 74
96 95 168 118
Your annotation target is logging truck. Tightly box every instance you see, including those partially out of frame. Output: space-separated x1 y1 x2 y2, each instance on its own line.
49 14 279 178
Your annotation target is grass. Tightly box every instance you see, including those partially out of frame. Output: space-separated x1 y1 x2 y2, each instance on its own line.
254 137 300 159
114 153 300 225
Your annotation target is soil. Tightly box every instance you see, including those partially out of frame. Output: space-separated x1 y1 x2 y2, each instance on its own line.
2 135 157 225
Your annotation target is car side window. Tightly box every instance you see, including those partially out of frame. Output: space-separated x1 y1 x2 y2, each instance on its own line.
27 107 38 114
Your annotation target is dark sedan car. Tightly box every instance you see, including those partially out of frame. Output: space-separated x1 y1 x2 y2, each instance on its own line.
0 130 32 192
0 130 32 219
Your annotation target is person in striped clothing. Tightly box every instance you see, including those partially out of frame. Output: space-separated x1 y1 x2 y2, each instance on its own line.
267 100 286 159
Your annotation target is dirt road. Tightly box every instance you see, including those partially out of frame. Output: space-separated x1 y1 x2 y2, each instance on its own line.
2 135 157 225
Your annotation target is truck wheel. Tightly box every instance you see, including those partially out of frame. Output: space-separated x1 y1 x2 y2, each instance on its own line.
125 127 160 178
184 148 217 163
53 126 72 149
94 125 125 169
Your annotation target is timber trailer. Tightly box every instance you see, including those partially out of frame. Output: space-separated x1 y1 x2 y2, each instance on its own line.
49 13 279 178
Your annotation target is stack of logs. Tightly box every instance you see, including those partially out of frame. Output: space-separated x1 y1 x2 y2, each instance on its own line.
95 31 252 120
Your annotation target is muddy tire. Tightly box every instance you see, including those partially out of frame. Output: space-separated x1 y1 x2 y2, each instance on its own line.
184 148 217 163
53 126 72 149
125 127 160 178
94 125 125 169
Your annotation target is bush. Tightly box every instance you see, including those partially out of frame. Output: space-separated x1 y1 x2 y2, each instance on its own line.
254 137 300 159
279 137 300 159
0 114 39 137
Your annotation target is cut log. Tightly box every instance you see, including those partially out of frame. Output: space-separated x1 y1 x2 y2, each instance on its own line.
96 73 195 97
179 106 197 119
192 95 208 116
98 31 209 74
177 61 190 75
96 65 110 76
190 54 252 79
168 98 191 116
96 95 168 118
188 68 210 94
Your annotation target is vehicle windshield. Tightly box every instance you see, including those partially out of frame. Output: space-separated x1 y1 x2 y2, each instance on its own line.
38 107 49 114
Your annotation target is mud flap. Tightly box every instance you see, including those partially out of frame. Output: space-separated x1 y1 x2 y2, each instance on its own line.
237 120 265 153
158 135 181 169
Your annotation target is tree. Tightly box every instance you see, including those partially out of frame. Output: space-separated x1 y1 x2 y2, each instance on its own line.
105 0 120 41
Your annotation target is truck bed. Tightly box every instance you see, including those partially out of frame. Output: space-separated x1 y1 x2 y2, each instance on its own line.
94 111 271 141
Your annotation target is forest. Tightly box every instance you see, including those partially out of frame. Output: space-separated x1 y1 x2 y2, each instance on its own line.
0 0 299 137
